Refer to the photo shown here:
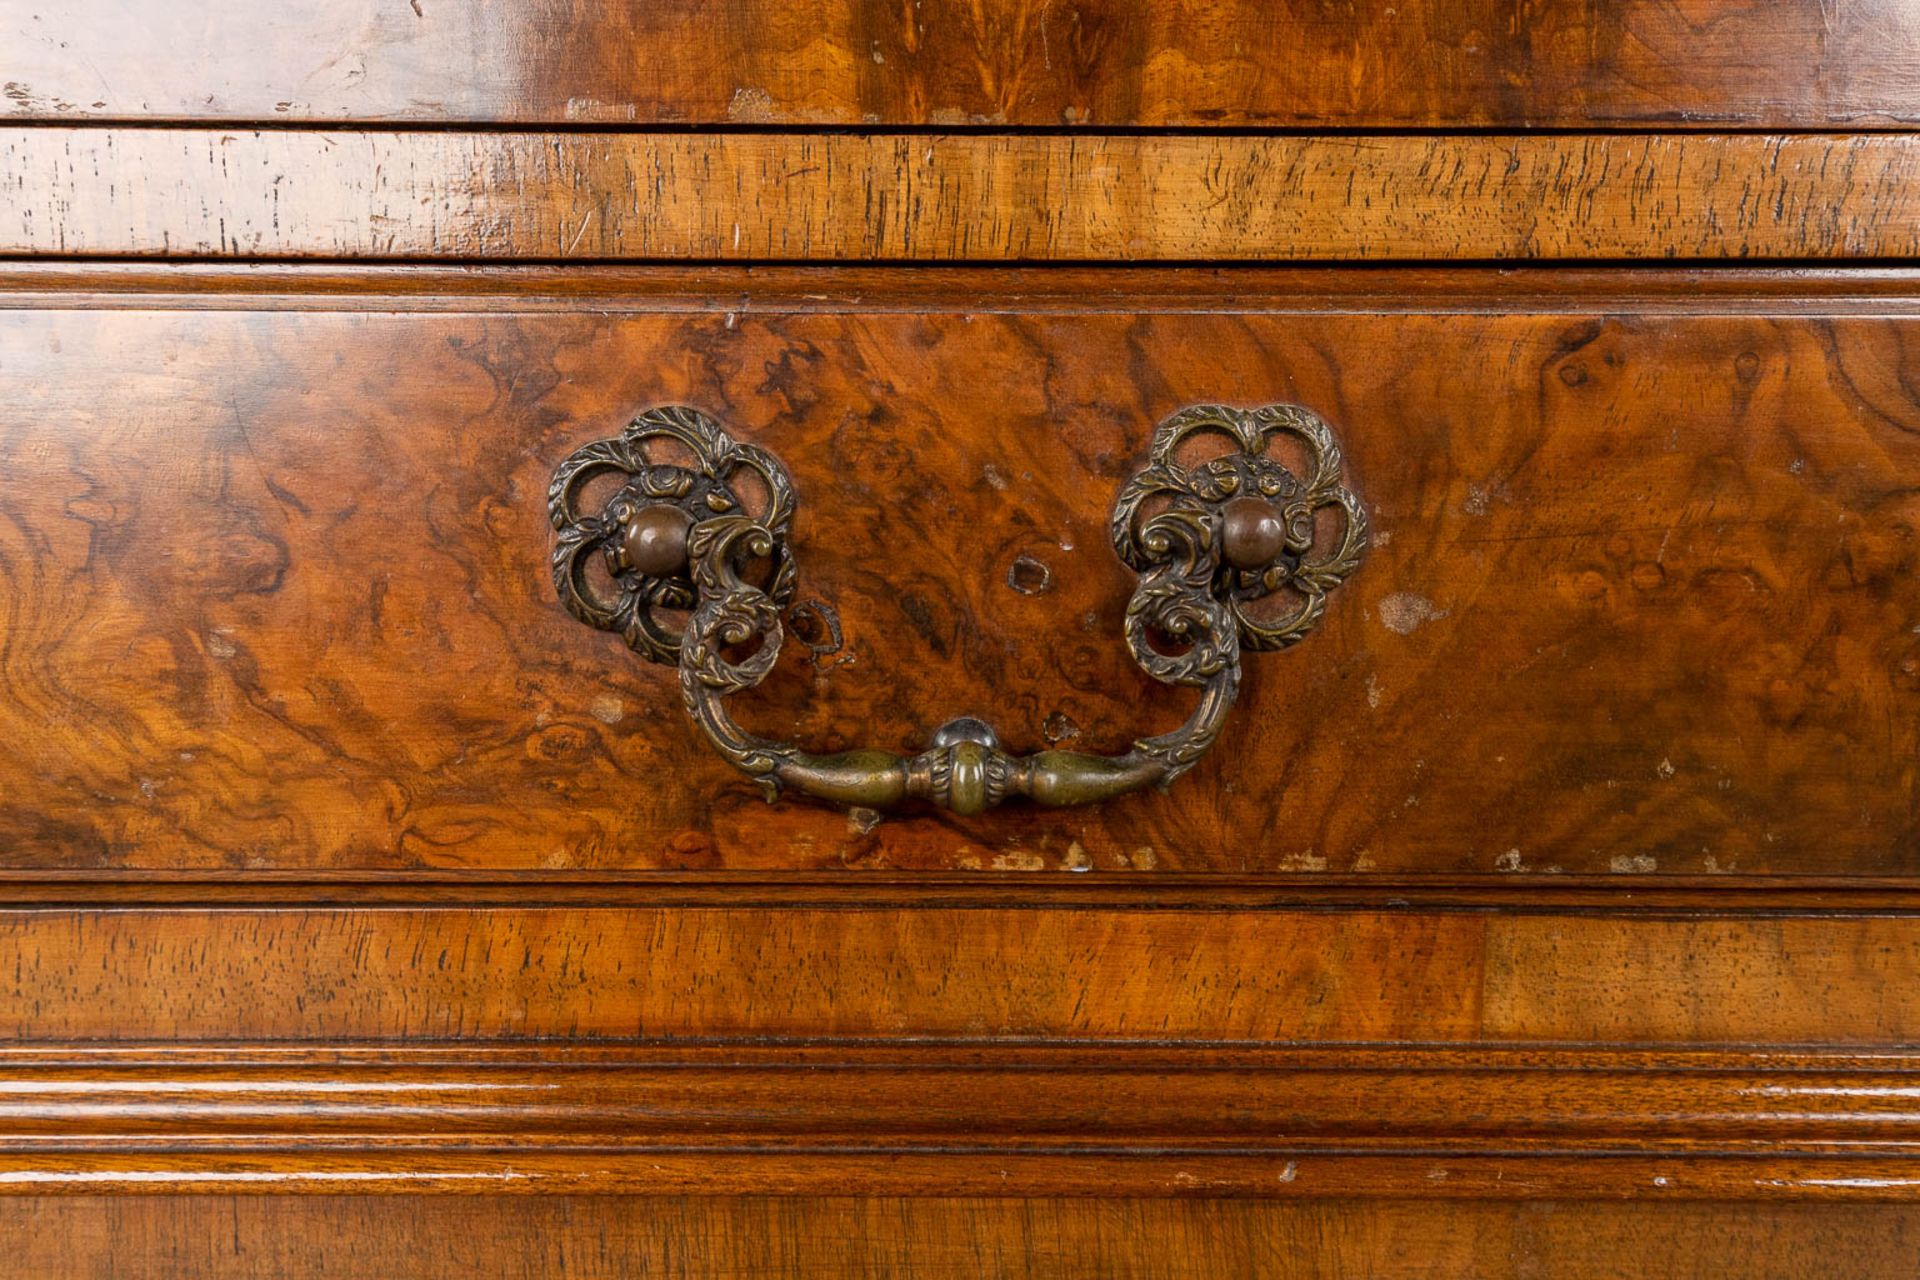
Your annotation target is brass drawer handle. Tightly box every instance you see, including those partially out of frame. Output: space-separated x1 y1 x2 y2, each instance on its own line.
550 404 1366 815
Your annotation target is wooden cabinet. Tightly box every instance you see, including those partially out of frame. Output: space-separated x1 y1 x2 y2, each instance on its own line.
4 5 1920 1275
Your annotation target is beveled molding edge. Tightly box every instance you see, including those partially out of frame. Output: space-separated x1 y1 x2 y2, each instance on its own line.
3 870 1920 914
2 1042 1919 1199
12 263 1920 314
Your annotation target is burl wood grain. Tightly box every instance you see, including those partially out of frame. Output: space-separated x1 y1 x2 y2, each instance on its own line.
8 0 1920 130
10 130 1920 261
4 284 1920 874
7 1198 1916 1280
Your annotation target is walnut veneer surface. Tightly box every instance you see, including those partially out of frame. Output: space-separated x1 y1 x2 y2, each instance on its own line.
8 0 1920 129
3 274 1918 877
5 3 1920 1275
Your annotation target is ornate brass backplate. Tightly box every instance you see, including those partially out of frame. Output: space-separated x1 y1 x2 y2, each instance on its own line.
549 404 1366 815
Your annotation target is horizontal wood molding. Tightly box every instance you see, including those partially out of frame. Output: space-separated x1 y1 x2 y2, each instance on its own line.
7 907 1920 1044
0 1044 1918 1198
13 263 1920 313
8 0 1920 131
8 131 1920 261
4 871 1920 913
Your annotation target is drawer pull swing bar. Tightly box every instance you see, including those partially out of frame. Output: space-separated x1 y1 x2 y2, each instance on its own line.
549 404 1366 815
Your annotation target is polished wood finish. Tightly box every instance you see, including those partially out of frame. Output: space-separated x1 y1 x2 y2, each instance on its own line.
17 262 1920 311
7 907 1919 1045
2 1041 1920 1197
8 867 1920 911
4 274 1919 874
8 0 1920 130
11 0 1920 1264
11 130 1920 260
9 1197 1918 1280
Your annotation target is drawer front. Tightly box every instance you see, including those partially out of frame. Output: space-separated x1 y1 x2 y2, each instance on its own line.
3 270 1917 877
10 130 1920 262
14 1 1920 1258
6 0 1920 130
3 268 1920 1222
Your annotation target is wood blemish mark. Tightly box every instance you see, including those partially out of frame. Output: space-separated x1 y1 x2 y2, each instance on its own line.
1008 555 1052 595
1377 592 1446 635
788 598 850 671
1043 711 1080 744
727 88 774 122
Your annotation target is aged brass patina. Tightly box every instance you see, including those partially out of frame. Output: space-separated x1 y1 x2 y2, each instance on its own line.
1219 496 1290 570
621 504 694 578
549 403 1367 815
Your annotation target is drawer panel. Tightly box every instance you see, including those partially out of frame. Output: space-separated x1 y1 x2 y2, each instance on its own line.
6 0 1920 130
7 906 1920 1042
10 130 1920 262
6 1198 1918 1280
2 270 1918 875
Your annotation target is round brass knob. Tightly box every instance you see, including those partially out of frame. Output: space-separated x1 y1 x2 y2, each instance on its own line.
623 504 694 577
1220 496 1288 570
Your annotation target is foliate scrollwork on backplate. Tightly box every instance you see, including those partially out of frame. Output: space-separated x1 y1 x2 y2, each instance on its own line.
1111 403 1370 656
550 403 1366 815
1107 403 1368 785
677 518 807 798
547 406 797 664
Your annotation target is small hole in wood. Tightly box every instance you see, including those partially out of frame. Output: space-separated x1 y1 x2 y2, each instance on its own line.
1007 555 1053 596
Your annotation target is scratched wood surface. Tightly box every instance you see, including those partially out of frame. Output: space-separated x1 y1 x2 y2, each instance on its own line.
3 279 1919 874
10 130 1920 261
7 0 1920 130
7 1197 1917 1279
